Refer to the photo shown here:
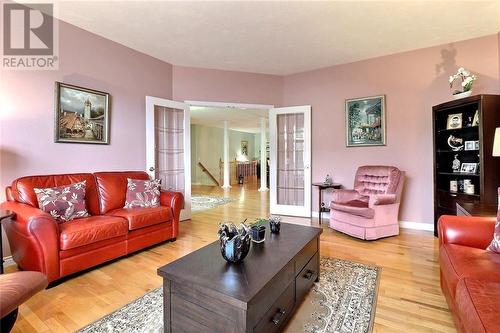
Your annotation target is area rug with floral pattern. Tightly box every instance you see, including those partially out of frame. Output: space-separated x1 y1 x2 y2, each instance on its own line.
77 257 380 333
191 194 232 213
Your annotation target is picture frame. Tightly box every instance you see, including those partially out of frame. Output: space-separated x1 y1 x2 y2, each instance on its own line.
241 140 248 156
446 113 462 130
464 140 479 151
472 110 479 126
460 162 478 174
345 95 386 147
54 82 110 144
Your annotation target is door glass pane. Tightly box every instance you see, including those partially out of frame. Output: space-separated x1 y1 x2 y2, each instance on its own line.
277 113 304 205
154 105 184 195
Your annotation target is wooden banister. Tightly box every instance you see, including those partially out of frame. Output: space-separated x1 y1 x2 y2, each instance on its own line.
198 162 220 186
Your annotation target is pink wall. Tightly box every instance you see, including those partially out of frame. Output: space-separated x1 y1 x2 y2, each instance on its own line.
172 65 283 106
283 34 500 225
0 21 173 190
0 21 173 255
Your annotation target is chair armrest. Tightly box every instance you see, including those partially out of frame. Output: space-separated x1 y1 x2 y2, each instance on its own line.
160 190 184 238
438 215 496 249
0 201 60 282
332 189 361 203
369 194 397 207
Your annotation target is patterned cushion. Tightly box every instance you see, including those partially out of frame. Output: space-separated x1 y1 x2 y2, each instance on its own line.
34 181 89 222
124 178 161 208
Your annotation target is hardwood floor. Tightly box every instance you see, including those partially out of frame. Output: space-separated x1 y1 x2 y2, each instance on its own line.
8 183 455 333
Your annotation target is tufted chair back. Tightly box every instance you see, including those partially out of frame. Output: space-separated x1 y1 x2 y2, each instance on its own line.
354 166 404 201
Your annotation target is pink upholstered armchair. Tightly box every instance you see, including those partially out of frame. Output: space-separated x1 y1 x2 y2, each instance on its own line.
329 166 405 240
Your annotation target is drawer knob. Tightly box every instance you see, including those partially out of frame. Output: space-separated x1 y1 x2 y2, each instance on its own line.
304 270 314 280
272 308 286 326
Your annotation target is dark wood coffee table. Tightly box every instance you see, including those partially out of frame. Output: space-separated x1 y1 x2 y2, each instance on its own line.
158 223 322 333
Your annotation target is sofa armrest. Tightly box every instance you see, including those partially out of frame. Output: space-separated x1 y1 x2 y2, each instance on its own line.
0 201 60 282
160 190 184 238
369 194 397 207
438 215 496 249
332 189 362 203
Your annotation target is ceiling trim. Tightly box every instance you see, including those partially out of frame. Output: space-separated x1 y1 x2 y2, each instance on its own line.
185 100 274 110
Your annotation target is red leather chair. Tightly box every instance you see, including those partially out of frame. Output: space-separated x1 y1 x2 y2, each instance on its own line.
0 171 183 283
438 213 499 333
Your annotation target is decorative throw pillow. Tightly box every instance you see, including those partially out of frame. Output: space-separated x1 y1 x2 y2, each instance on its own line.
486 221 500 254
124 178 161 208
34 181 89 222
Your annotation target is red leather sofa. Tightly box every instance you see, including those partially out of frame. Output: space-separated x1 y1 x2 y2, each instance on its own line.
438 214 499 333
0 171 183 283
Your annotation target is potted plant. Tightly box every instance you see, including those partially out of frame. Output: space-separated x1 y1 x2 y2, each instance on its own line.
449 67 477 100
250 218 267 243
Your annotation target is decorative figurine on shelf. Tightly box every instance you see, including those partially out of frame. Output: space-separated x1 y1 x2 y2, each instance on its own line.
269 215 281 234
452 154 461 173
465 115 473 127
447 135 464 151
324 174 333 185
218 222 251 263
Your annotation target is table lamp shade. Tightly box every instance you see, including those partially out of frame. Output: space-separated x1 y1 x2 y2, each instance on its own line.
494 127 500 156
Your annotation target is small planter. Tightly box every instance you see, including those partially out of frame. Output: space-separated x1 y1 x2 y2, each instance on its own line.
251 225 266 243
269 216 281 234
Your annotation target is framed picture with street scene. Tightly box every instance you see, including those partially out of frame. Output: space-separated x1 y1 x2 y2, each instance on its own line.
54 82 110 144
345 95 386 147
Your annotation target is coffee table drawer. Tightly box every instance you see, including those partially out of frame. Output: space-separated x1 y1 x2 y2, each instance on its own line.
295 238 318 276
253 281 295 333
296 252 319 302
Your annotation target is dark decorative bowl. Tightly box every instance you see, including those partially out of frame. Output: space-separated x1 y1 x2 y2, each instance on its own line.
269 216 281 234
218 223 251 263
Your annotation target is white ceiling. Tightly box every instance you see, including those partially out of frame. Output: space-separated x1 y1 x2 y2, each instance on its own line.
190 106 268 133
46 1 500 75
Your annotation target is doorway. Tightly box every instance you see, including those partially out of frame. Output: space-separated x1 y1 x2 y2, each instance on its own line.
186 101 272 214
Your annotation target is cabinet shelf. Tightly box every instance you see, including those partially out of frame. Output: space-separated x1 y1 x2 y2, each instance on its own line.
437 172 480 177
437 189 480 198
437 126 478 134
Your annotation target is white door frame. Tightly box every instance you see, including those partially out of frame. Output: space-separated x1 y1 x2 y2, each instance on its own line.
269 105 312 217
146 96 191 221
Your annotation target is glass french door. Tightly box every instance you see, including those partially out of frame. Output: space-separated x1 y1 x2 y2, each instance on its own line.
146 96 191 221
269 106 311 217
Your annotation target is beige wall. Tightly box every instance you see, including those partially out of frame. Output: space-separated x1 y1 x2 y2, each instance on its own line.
191 124 258 186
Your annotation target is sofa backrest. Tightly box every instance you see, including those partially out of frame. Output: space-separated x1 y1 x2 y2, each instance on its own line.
354 166 403 200
94 171 150 214
10 173 100 215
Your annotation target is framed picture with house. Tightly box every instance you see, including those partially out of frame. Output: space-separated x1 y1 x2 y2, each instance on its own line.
345 95 386 147
54 82 110 144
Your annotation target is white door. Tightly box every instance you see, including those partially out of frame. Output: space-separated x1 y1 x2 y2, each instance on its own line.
146 96 191 221
269 106 311 217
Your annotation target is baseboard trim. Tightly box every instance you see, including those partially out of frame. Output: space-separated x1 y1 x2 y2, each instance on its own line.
399 221 434 232
312 211 434 232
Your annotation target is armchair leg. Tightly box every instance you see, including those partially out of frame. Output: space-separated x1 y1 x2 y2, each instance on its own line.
1 308 18 333
170 238 176 242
